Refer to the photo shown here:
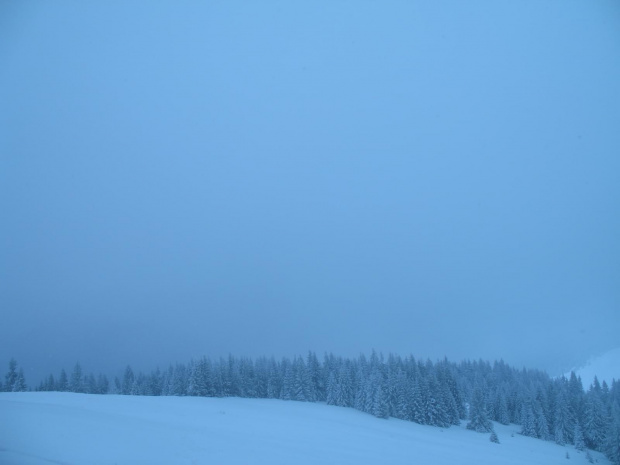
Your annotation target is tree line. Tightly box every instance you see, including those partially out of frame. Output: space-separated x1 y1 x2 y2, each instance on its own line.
5 352 620 465
1 358 27 392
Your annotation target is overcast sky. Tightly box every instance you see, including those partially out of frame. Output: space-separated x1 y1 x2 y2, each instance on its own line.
1 1 619 384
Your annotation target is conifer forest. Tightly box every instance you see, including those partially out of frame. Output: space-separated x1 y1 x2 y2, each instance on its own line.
5 353 620 465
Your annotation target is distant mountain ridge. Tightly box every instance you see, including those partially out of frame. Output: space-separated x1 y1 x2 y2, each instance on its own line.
567 347 620 389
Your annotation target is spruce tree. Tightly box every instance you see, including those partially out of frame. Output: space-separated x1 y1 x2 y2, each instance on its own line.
188 359 209 397
97 374 109 394
291 357 308 402
363 376 376 414
583 389 607 451
122 366 135 395
70 363 83 393
14 368 27 392
554 389 572 446
280 361 294 401
372 383 389 419
467 385 494 433
335 364 353 407
171 363 188 396
306 351 322 402
520 402 537 438
326 372 338 406
266 359 281 399
497 393 510 425
574 421 586 451
47 374 56 392
84 373 97 394
4 359 18 392
410 378 425 425
424 375 445 427
606 417 620 465
535 401 551 440
58 369 69 391
354 373 369 413
568 372 585 424
392 371 410 420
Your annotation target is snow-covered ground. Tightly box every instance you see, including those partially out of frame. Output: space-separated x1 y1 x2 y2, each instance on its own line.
567 346 620 390
0 392 610 465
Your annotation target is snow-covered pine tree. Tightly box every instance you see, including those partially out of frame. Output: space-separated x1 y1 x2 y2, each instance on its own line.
13 368 27 392
332 363 353 408
280 359 294 401
97 374 109 394
535 400 551 440
326 372 338 406
130 373 142 395
554 389 573 446
292 357 308 402
122 365 134 395
467 384 494 433
520 401 537 438
113 376 122 394
354 371 369 413
253 357 269 398
511 390 523 424
188 358 211 397
392 370 410 420
84 373 97 394
4 359 18 392
58 369 69 391
372 383 389 419
583 385 608 451
410 378 426 425
70 363 83 393
568 372 585 425
266 358 281 399
441 381 461 426
574 421 586 451
435 363 460 426
424 375 444 427
306 351 322 402
363 375 376 414
159 367 173 396
496 391 510 425
606 416 620 465
47 374 56 392
170 363 188 396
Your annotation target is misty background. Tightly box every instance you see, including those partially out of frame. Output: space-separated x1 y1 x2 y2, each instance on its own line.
1 1 619 384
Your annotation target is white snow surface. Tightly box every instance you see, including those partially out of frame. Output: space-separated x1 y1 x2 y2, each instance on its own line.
567 346 620 390
0 392 610 465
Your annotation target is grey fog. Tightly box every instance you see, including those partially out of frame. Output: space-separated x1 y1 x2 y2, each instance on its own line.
1 1 619 385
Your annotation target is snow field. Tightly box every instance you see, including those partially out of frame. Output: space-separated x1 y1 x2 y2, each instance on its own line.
0 392 611 465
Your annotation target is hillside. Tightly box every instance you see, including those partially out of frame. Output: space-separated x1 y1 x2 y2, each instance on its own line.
0 392 610 465
568 347 620 390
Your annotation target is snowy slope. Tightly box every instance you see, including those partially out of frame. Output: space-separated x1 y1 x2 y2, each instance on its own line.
0 392 610 465
568 347 620 390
